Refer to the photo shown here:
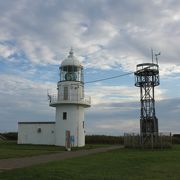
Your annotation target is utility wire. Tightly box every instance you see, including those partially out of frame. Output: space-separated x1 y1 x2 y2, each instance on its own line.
85 72 134 84
84 64 158 84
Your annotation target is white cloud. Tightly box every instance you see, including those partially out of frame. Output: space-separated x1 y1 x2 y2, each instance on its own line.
0 43 17 60
88 84 166 105
0 74 56 131
0 0 180 134
160 63 180 76
96 120 139 132
86 97 180 135
0 0 180 75
18 36 58 65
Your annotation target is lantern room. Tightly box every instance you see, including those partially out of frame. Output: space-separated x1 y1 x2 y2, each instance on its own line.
60 49 84 82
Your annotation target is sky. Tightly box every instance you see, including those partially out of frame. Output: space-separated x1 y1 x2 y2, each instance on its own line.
0 0 180 135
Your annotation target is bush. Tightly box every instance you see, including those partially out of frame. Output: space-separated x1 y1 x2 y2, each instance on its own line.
85 135 124 144
173 134 180 144
0 132 18 140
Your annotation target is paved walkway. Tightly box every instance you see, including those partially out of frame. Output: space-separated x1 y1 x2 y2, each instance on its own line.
0 146 122 170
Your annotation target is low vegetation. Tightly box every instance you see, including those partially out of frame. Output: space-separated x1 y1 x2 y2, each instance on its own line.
0 141 110 159
0 132 17 140
1 132 180 144
173 134 180 144
1 145 180 179
86 135 124 144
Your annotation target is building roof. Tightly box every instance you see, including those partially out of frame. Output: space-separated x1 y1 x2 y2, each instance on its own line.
61 48 82 67
18 122 55 124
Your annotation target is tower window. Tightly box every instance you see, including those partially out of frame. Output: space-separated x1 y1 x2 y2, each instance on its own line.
64 87 68 100
63 112 67 120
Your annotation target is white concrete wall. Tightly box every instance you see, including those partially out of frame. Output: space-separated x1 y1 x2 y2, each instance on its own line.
57 81 84 101
55 104 85 147
55 81 86 147
18 123 55 145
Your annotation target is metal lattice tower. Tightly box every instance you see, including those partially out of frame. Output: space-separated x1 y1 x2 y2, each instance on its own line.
134 63 160 137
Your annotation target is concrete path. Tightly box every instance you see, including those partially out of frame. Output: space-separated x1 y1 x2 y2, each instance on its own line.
0 146 122 170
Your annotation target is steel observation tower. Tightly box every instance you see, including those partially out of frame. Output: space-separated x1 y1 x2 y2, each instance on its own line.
134 52 160 144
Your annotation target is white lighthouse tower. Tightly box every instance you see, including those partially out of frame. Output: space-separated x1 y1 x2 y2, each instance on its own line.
49 49 91 147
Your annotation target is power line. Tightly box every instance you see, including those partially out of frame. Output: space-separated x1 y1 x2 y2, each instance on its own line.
84 64 159 84
85 72 134 84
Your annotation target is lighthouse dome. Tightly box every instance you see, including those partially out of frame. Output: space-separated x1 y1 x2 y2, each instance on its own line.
60 49 84 82
61 49 82 67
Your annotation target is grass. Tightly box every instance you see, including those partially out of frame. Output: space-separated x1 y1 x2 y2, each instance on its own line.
0 144 180 179
0 141 65 159
0 141 111 159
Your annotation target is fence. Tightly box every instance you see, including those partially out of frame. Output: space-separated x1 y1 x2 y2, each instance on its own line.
124 132 172 149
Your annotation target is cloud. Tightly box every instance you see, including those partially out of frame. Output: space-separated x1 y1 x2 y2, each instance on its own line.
86 97 180 135
0 0 180 135
0 42 19 61
0 74 56 132
87 84 166 105
160 63 180 77
0 74 179 135
0 0 180 75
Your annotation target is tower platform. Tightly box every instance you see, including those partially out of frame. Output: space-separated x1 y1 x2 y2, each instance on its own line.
49 94 91 107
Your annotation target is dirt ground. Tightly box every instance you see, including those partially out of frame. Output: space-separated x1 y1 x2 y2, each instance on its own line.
0 146 122 170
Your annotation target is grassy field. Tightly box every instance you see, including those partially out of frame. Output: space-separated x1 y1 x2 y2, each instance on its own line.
0 144 180 179
0 141 110 159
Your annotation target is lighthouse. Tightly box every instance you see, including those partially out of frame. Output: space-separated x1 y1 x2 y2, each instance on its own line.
49 49 91 147
17 49 90 146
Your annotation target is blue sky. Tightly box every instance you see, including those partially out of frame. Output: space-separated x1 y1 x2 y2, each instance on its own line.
0 0 180 135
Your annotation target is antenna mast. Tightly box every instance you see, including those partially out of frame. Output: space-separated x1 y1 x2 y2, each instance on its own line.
151 49 154 63
155 52 161 64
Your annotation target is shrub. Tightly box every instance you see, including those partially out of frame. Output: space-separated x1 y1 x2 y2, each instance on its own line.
85 135 124 144
0 132 18 140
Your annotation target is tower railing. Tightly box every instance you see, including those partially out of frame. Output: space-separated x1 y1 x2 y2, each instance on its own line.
48 94 91 106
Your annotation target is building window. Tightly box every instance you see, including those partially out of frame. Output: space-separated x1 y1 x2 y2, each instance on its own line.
64 86 68 100
83 121 84 128
37 128 41 133
63 112 67 120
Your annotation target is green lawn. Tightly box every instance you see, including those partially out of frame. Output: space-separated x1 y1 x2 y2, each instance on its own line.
0 141 65 159
0 141 110 159
0 145 180 179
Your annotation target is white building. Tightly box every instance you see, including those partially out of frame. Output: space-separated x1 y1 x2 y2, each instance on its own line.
18 49 91 147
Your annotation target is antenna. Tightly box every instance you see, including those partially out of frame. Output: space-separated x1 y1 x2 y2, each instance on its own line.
155 52 161 64
151 49 154 63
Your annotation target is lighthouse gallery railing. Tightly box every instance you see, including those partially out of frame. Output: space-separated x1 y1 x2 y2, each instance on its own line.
48 94 91 105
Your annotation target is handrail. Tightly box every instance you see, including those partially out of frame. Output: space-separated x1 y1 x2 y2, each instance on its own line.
48 94 91 105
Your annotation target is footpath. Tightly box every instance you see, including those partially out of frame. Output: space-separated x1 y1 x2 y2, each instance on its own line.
0 146 122 170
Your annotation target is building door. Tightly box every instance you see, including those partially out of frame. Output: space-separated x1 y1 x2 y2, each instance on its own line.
65 130 71 149
64 87 68 100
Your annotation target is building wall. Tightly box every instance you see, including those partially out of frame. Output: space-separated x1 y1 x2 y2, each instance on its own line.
18 123 55 145
57 81 84 101
55 104 85 147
